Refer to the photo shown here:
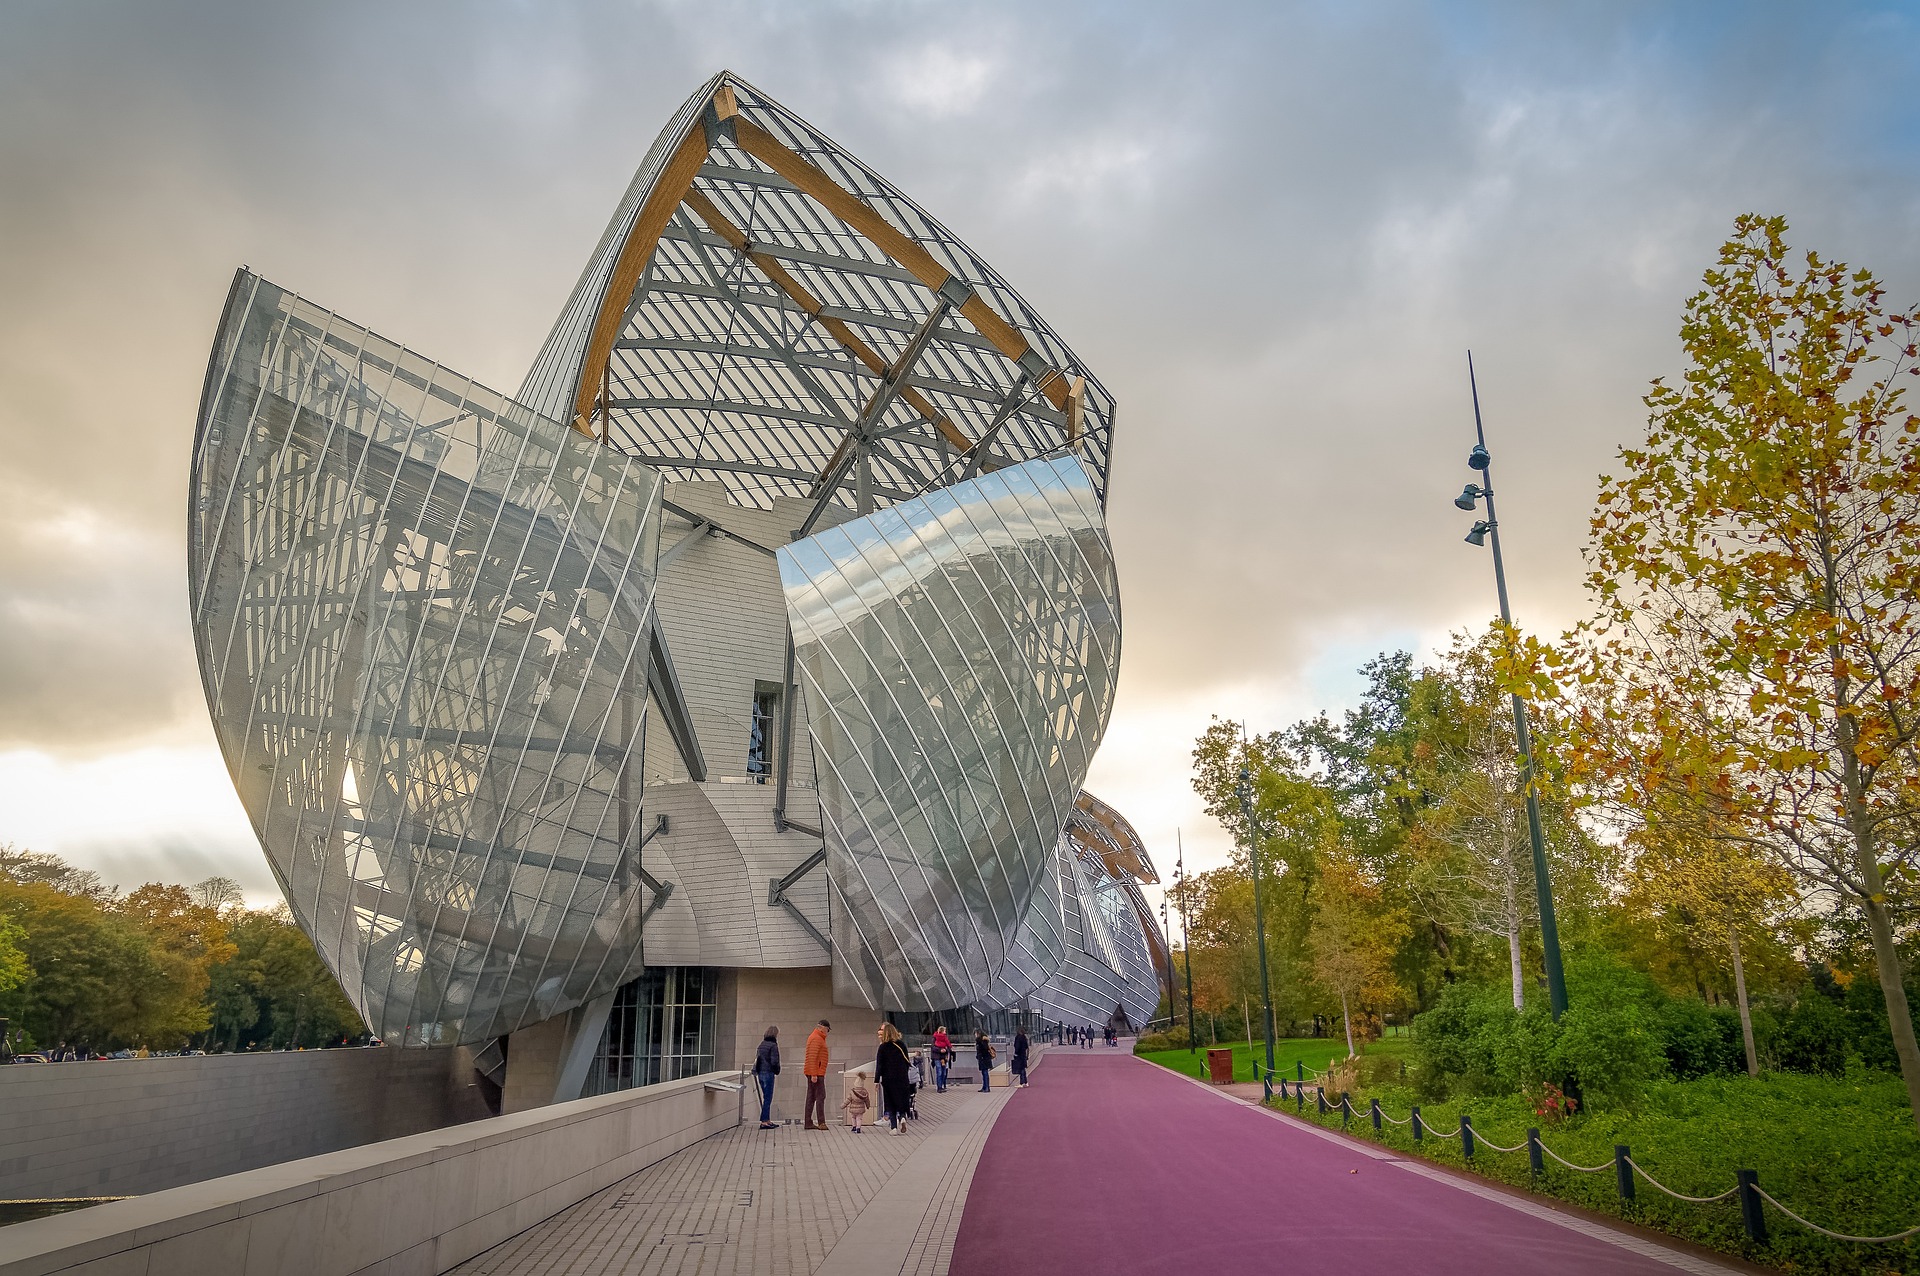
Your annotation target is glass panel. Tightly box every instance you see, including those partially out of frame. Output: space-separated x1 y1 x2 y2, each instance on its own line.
190 271 664 1046
584 966 720 1096
778 455 1120 1011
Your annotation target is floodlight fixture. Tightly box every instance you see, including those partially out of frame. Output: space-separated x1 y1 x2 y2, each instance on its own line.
1465 520 1491 547
1468 442 1491 471
1455 484 1483 511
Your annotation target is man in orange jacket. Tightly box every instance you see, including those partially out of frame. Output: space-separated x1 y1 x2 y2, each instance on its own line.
803 1020 831 1130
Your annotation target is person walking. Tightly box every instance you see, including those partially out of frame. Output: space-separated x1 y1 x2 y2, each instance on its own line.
1012 1027 1030 1087
842 1077 870 1133
803 1020 831 1130
754 1026 780 1129
876 1023 912 1135
931 1024 952 1092
975 1030 995 1092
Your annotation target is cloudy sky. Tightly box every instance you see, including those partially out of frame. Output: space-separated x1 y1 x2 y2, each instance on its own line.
2 1 1917 915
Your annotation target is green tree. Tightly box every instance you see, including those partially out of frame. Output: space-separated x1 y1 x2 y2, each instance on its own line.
1560 214 1920 1127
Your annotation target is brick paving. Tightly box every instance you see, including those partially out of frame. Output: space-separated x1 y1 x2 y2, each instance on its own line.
452 1075 1016 1276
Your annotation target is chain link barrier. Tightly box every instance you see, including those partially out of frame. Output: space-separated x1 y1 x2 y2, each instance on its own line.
1270 1083 1920 1246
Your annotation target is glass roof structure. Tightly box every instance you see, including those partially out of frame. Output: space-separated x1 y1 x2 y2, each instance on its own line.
189 70 1157 1046
520 72 1115 522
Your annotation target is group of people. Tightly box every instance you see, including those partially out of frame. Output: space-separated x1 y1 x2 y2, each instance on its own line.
750 1020 1033 1133
1056 1023 1118 1048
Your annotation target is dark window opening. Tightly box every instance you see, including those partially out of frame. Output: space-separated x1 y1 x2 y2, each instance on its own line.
746 683 781 783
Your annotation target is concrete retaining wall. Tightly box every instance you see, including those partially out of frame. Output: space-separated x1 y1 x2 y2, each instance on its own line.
0 1068 744 1276
0 1047 490 1201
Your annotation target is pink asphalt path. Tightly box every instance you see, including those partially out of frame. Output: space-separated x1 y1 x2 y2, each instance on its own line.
949 1049 1713 1276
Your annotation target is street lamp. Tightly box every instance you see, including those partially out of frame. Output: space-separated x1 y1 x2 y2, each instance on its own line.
1455 353 1569 1019
1235 747 1278 1098
1175 830 1197 1054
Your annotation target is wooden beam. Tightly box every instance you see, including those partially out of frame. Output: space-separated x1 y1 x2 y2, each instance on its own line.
569 115 717 434
1065 375 1086 444
680 187 975 452
728 116 1070 412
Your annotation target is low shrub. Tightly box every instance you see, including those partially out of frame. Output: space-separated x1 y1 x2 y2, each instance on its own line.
1135 1027 1188 1051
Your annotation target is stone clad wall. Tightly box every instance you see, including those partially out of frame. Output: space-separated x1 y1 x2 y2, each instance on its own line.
0 1046 488 1201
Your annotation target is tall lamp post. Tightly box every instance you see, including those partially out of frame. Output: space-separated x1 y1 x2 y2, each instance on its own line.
1175 830 1197 1053
1454 353 1569 1019
1235 749 1278 1099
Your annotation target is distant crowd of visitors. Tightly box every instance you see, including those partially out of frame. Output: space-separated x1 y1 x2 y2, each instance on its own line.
749 1017 1122 1132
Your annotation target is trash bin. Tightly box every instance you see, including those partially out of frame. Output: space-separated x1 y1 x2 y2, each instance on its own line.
1206 1048 1234 1085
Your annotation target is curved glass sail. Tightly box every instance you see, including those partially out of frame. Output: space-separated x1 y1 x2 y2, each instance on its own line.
778 454 1120 1009
189 271 664 1045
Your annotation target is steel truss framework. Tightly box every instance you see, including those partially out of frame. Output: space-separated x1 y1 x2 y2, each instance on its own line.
519 72 1115 522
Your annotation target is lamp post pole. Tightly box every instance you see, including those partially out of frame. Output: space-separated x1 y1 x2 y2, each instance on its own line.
1175 830 1197 1054
1456 353 1569 1019
1236 753 1277 1099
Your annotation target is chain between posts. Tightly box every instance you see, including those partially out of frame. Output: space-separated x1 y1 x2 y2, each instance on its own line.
1268 1085 1920 1247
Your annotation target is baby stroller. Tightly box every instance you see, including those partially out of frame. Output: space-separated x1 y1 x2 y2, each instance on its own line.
906 1055 923 1120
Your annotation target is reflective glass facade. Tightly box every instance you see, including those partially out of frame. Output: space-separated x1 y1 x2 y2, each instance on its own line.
190 274 664 1045
191 72 1167 1062
778 456 1119 1010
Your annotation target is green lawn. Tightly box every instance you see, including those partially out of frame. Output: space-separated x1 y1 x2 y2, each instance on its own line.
1135 1033 1412 1084
1276 1071 1919 1276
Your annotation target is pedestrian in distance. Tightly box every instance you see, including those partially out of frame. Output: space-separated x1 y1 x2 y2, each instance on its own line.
931 1023 952 1092
843 1078 871 1133
1012 1027 1029 1087
975 1030 995 1092
803 1020 831 1130
876 1023 912 1135
754 1026 781 1129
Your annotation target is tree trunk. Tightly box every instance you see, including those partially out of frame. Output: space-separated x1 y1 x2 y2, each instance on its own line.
1835 672 1920 1134
1342 990 1355 1057
1859 869 1920 1134
1505 887 1524 1011
1728 925 1758 1078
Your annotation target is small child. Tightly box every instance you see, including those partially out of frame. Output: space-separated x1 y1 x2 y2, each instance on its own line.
842 1081 871 1133
906 1057 923 1120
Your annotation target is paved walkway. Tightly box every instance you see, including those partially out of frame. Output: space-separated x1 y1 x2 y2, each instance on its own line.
452 1074 1015 1276
949 1049 1742 1276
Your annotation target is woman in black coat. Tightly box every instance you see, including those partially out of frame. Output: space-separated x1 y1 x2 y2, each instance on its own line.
875 1023 912 1134
974 1030 995 1092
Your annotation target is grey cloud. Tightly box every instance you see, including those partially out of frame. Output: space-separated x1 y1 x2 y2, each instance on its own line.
0 0 1915 844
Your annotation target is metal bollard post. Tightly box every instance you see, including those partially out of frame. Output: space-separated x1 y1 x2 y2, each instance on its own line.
1278 1077 1287 1099
1527 1128 1543 1177
1370 1097 1382 1133
1341 1091 1352 1128
1411 1105 1423 1141
1317 1087 1327 1115
1297 1060 1304 1084
1614 1145 1634 1205
1461 1113 1475 1159
1296 1082 1304 1112
1736 1170 1766 1244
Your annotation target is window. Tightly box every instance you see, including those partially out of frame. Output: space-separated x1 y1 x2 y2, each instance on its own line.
746 683 782 782
584 966 720 1096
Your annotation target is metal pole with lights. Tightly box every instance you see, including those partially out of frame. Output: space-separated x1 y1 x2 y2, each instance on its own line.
1453 353 1569 1019
1235 744 1278 1098
1175 830 1197 1053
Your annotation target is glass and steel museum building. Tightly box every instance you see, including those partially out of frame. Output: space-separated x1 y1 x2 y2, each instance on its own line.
189 71 1169 1111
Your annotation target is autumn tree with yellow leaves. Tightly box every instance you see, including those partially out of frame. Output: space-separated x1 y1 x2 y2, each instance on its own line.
1559 214 1920 1128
